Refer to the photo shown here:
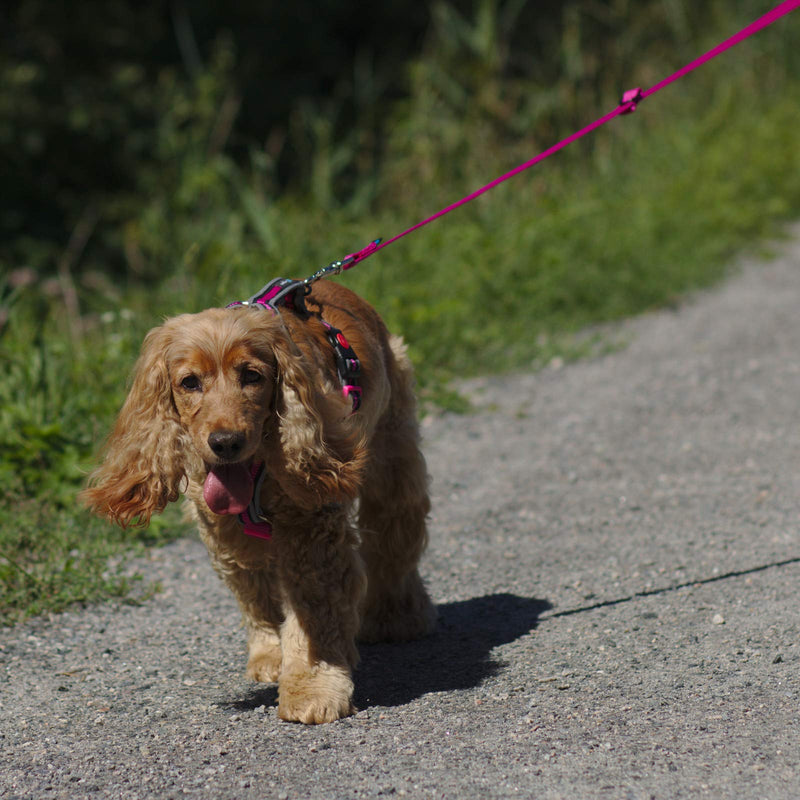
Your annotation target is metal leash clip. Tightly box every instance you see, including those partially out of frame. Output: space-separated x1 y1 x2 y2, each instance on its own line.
302 239 382 288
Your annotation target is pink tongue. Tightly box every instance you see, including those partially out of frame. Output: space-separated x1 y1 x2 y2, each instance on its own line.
203 464 253 516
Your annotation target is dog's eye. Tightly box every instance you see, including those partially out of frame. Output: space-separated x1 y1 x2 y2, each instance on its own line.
180 375 202 391
241 368 263 386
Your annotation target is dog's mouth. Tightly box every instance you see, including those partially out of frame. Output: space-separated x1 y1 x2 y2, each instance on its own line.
203 462 254 516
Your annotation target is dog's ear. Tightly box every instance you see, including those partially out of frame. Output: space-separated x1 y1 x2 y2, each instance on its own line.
81 324 185 528
270 332 366 508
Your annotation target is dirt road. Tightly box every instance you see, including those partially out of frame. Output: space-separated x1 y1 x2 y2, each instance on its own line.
2 230 800 799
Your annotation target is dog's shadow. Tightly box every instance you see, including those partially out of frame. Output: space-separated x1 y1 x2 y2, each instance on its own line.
227 593 550 712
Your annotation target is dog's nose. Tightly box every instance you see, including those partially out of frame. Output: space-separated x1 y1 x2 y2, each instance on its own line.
208 430 246 461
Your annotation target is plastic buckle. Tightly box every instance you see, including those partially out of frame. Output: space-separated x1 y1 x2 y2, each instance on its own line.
342 385 362 413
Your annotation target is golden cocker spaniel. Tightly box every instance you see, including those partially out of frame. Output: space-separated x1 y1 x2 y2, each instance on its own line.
83 279 435 723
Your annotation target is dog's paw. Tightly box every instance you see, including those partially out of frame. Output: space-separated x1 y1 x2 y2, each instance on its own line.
246 634 282 683
277 665 355 724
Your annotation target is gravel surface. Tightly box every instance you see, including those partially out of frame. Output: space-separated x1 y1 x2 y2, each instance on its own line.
2 230 800 799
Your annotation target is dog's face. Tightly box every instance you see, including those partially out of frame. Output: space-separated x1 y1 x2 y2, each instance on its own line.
83 303 363 528
157 308 282 515
165 310 276 466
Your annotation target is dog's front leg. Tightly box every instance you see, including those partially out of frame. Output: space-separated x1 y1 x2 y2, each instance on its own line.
275 513 366 724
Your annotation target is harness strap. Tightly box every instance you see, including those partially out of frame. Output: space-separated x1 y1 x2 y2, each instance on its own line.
320 321 362 412
226 277 309 315
226 278 363 539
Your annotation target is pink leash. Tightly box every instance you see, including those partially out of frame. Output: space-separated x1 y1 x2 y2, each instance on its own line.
310 0 800 277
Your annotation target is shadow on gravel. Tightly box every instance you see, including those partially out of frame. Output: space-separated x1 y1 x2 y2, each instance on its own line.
224 593 550 713
227 684 279 712
355 592 551 708
547 556 800 619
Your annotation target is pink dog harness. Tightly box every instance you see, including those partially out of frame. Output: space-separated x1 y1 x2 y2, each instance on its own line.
226 278 362 412
225 278 362 539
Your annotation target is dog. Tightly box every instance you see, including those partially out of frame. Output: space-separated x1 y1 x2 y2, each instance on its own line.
82 279 435 723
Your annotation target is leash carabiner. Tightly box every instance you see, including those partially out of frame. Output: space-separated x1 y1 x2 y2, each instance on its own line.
302 239 382 288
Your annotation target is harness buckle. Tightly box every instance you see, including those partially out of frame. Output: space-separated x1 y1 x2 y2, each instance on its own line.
342 385 362 412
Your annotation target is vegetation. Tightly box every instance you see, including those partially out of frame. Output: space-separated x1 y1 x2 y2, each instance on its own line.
2 0 799 623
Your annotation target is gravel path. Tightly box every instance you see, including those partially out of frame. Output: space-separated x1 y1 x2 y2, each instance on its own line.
2 229 800 799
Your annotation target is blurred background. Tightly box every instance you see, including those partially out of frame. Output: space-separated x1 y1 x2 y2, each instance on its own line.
1 0 799 620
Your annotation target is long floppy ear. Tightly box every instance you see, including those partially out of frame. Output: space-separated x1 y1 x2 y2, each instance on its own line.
270 332 366 508
81 325 185 528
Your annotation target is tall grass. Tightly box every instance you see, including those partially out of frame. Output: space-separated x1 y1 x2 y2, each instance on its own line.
2 0 800 623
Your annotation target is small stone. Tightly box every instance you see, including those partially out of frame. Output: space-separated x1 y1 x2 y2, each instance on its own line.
712 614 725 625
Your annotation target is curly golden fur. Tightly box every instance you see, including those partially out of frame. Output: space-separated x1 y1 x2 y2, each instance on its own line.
82 280 435 724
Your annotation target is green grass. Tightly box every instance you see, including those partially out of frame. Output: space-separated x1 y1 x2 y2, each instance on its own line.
2 4 800 624
316 80 800 383
0 501 188 625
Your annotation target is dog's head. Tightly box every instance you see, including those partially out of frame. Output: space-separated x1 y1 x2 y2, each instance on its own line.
82 307 364 528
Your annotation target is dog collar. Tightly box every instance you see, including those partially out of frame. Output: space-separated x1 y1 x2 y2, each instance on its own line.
239 462 272 539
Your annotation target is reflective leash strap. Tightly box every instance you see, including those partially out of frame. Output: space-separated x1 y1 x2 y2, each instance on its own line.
310 0 800 277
